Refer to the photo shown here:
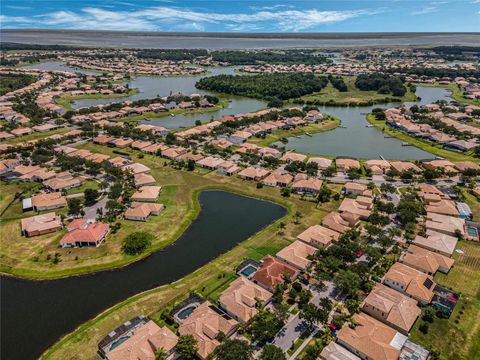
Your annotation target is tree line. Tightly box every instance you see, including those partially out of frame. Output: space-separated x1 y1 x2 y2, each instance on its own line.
355 73 407 97
210 50 333 65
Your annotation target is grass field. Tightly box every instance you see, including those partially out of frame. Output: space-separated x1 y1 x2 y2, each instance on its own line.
300 76 418 106
65 180 100 195
54 89 140 111
410 240 480 360
247 117 340 147
366 114 479 163
4 128 69 144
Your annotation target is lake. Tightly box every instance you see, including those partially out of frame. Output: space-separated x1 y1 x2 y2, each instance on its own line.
0 190 287 360
21 61 452 159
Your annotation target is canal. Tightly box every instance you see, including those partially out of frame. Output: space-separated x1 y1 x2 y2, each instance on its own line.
0 190 287 360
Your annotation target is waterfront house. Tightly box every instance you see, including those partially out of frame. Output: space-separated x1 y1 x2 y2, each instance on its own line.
252 255 299 292
21 212 62 237
307 157 332 170
178 301 238 360
106 321 178 360
281 152 307 163
292 178 323 196
125 202 164 221
335 158 360 173
262 171 293 187
131 186 161 202
237 167 270 181
60 220 109 248
218 277 273 322
361 283 421 334
276 240 317 270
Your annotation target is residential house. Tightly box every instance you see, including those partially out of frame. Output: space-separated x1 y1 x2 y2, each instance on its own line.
31 192 66 211
400 245 454 275
252 255 299 292
131 186 161 202
337 313 406 360
362 283 421 334
60 220 109 248
414 230 458 257
321 211 360 234
383 262 435 305
218 277 273 322
178 301 238 360
237 167 270 181
125 202 164 221
292 178 323 196
319 342 360 360
21 212 62 237
262 171 293 187
276 240 317 270
297 225 341 248
106 321 178 360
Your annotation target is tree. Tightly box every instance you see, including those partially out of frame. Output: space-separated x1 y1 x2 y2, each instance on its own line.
176 335 198 360
422 307 435 323
267 97 283 108
259 345 286 360
67 198 83 216
250 309 284 345
84 188 100 205
317 186 332 203
122 231 154 255
334 270 361 297
213 339 252 360
299 303 329 330
154 348 167 360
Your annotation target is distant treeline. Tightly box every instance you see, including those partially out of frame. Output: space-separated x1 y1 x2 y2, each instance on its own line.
0 42 87 51
431 46 480 56
196 73 329 101
355 74 407 97
210 50 333 65
0 74 37 96
137 49 208 61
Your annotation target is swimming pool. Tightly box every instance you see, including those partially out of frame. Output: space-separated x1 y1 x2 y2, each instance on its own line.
239 265 258 277
176 305 196 320
109 336 129 351
466 226 479 238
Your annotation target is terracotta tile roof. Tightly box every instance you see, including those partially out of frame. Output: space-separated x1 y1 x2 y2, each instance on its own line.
31 192 66 209
262 171 293 186
322 211 359 234
337 313 402 360
134 173 156 187
21 212 62 235
319 341 360 360
122 163 151 174
252 255 299 291
131 186 161 202
400 244 454 275
106 321 178 360
384 263 435 304
414 230 458 257
178 301 238 359
425 212 465 237
362 283 421 334
276 240 317 270
125 202 164 220
219 277 273 322
297 225 341 248
339 198 372 219
60 221 109 246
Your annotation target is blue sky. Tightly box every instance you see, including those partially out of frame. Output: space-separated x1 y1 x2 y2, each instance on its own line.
1 1 479 32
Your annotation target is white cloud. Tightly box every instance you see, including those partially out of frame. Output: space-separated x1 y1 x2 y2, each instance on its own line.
0 6 380 32
411 6 438 15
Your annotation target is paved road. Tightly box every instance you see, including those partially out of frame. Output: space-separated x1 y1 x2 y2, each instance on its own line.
272 282 336 352
83 194 108 220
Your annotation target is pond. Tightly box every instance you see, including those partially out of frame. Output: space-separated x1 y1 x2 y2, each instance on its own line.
0 190 286 360
22 61 453 159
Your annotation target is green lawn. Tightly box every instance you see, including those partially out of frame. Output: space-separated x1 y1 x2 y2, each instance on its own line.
366 114 479 163
65 180 100 195
300 76 418 106
54 89 140 111
410 240 480 360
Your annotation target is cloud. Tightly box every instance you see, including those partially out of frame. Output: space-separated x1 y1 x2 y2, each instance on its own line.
0 5 380 32
411 6 438 15
4 5 33 10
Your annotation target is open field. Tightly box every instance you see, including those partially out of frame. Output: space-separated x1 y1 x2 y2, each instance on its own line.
0 142 340 280
410 240 480 360
247 117 340 147
300 76 417 106
54 89 140 110
65 179 100 195
366 114 480 163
